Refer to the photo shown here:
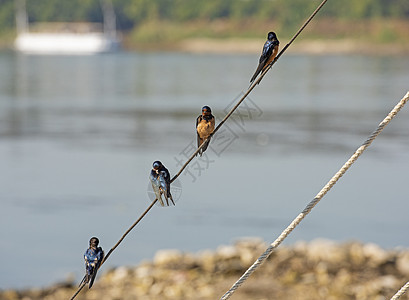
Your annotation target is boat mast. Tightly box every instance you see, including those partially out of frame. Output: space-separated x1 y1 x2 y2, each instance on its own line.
101 0 116 39
15 0 28 34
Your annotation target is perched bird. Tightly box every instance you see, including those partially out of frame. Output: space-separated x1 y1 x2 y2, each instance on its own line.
150 161 174 206
250 31 280 84
196 106 215 156
81 237 104 289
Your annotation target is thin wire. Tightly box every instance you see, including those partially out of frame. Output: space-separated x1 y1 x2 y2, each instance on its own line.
70 1 330 298
391 280 409 300
257 0 329 84
172 0 329 183
69 283 85 300
101 199 158 265
220 91 409 300
69 199 157 299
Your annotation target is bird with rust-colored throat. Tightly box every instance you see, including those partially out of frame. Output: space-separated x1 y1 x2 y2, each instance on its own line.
250 31 279 84
196 106 215 156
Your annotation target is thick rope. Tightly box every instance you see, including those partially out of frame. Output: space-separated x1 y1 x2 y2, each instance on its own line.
220 91 409 300
391 280 409 300
70 1 331 298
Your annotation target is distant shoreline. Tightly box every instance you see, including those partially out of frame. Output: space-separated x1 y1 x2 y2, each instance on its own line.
3 17 409 56
2 35 408 56
131 38 409 56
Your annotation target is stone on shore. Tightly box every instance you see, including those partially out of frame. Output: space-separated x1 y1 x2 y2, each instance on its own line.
2 239 409 300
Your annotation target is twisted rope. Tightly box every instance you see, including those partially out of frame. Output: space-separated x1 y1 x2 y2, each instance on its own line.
220 91 409 300
391 280 409 300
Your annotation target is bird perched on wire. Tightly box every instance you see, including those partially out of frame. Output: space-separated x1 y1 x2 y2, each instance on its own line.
196 106 215 156
80 237 104 289
250 31 280 84
150 161 174 206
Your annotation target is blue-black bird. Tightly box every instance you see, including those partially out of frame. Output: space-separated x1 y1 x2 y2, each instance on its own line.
250 31 279 84
81 237 104 289
196 106 215 156
150 161 174 206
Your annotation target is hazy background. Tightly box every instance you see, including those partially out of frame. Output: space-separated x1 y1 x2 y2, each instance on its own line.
0 51 408 289
1 0 409 292
1 0 409 49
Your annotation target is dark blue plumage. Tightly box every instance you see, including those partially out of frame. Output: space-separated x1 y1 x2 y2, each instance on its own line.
150 161 174 206
250 31 279 84
81 237 104 289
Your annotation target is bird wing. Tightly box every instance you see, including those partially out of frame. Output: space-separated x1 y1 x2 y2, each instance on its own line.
262 40 279 69
158 170 170 192
88 267 98 288
88 249 104 288
79 274 88 287
100 249 105 261
158 170 174 205
260 40 274 63
202 116 215 152
196 115 203 148
150 172 163 204
250 40 275 83
209 116 215 131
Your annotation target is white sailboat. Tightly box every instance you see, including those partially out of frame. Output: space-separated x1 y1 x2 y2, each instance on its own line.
14 0 121 55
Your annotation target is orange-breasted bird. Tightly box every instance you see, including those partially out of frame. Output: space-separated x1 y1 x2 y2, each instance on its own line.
250 31 279 84
196 106 215 156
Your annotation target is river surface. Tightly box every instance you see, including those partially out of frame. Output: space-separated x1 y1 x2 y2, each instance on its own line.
0 51 408 289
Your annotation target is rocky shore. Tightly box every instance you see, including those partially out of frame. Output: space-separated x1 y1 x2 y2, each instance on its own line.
2 238 409 300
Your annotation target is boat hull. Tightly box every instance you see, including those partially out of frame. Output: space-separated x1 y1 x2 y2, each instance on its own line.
14 32 120 55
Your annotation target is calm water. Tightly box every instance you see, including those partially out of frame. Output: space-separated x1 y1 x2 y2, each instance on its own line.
0 51 408 289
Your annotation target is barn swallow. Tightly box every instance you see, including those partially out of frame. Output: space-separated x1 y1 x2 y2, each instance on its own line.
81 237 104 289
196 106 215 156
250 31 279 84
150 161 174 206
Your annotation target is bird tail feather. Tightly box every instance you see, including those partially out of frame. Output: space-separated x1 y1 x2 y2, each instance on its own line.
79 274 88 287
88 271 97 289
157 195 165 207
250 65 263 84
201 138 211 153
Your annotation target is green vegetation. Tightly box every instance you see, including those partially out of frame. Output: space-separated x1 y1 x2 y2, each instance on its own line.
1 0 409 46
